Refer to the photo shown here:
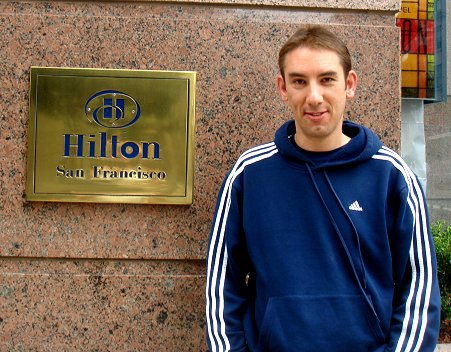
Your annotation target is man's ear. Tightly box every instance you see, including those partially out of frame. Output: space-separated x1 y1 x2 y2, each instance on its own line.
345 70 358 99
277 74 288 102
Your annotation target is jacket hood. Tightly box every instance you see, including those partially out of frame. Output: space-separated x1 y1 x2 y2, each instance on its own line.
274 120 383 169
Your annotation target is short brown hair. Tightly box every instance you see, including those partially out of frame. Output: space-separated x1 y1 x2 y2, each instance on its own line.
278 26 352 79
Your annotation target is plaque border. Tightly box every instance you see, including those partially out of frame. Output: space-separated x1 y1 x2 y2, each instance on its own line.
26 67 196 205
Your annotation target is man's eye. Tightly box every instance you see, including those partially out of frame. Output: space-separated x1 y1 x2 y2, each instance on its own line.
293 79 305 85
322 77 335 83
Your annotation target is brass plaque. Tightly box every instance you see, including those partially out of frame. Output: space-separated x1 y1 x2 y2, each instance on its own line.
26 67 196 204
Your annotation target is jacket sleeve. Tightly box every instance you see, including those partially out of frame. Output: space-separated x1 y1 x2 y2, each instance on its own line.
385 171 441 352
206 171 252 352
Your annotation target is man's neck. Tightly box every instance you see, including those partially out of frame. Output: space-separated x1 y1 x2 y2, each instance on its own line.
294 133 351 152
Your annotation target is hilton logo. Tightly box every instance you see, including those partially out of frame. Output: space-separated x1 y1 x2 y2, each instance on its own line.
84 90 141 128
62 90 160 160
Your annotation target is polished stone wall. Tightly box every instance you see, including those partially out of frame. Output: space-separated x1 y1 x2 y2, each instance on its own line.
0 1 400 350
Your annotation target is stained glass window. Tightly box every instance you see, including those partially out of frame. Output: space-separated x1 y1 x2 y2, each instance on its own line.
396 0 436 99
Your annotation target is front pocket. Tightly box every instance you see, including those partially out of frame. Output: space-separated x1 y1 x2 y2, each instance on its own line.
256 294 386 352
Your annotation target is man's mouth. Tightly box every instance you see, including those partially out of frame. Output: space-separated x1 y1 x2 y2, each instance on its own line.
305 111 327 120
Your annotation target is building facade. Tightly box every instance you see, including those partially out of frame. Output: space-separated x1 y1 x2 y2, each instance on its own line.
1 0 440 350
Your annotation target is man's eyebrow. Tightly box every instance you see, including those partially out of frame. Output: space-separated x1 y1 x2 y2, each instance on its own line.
319 71 339 78
286 71 339 78
286 72 306 79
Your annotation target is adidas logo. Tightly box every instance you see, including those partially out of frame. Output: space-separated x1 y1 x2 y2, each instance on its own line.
349 200 363 212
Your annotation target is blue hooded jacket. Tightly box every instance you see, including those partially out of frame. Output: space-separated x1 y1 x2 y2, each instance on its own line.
206 120 440 352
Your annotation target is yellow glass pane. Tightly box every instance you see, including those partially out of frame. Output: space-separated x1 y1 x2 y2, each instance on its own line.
402 71 418 88
398 3 418 19
401 54 418 70
419 0 427 11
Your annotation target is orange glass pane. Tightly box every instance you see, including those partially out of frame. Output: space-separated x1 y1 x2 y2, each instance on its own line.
419 71 427 88
419 55 427 70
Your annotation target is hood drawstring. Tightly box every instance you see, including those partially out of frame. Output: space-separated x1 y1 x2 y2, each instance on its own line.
306 164 380 322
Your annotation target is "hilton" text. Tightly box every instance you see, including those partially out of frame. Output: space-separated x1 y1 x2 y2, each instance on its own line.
63 132 160 159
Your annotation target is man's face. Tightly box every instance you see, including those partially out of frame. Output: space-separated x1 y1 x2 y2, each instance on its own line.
277 47 358 151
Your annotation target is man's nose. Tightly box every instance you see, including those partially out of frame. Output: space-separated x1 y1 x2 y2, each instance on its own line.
306 84 323 105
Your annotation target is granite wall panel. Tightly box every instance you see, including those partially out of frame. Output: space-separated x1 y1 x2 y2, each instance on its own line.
0 1 400 349
0 259 207 351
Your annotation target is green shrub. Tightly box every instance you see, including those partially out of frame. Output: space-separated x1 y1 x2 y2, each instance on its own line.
431 221 451 321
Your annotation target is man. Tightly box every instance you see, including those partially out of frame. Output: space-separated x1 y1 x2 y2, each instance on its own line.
206 26 440 351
